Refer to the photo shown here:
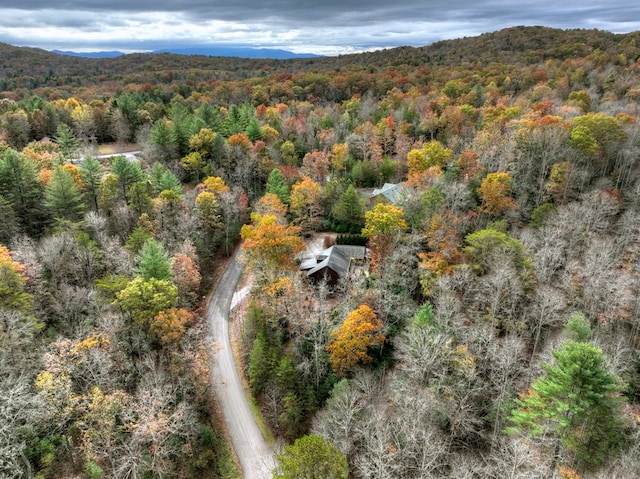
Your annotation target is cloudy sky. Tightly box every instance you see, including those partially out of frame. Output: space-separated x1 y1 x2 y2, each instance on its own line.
1 1 640 55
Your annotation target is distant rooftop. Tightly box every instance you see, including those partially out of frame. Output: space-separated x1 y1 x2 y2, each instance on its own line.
369 183 409 204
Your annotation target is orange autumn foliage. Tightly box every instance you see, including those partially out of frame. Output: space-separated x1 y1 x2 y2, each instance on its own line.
228 132 252 150
478 171 517 216
0 244 28 281
253 193 288 220
326 304 385 377
150 308 194 348
170 253 201 306
240 213 305 272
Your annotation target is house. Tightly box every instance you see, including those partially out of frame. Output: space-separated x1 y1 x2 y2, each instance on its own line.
299 244 367 285
368 183 408 206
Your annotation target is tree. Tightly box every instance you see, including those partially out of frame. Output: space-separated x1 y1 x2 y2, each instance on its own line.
109 155 143 203
150 118 179 164
195 191 221 231
266 168 290 204
240 214 305 282
544 161 573 203
54 123 80 159
571 112 626 155
407 140 453 180
170 253 201 307
254 193 288 221
3 109 31 149
362 202 407 270
180 152 205 183
114 277 177 325
463 227 528 275
202 176 229 196
330 143 349 176
507 341 626 475
149 308 193 348
79 156 103 211
45 166 86 221
188 127 216 158
150 163 181 195
127 181 154 219
0 149 47 235
218 190 241 257
71 103 96 145
280 140 298 166
245 117 263 142
326 304 385 377
331 184 365 229
135 239 171 281
478 172 517 216
301 150 330 184
0 244 32 311
289 176 322 233
0 195 19 245
273 434 349 479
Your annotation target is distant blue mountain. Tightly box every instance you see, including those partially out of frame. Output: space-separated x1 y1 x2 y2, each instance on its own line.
153 46 321 59
52 50 124 58
51 47 321 60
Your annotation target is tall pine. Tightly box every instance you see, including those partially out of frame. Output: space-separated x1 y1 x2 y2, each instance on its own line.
45 166 86 221
507 341 626 475
135 238 172 281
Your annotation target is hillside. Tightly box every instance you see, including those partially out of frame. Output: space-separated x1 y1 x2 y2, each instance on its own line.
2 25 640 479
2 26 640 99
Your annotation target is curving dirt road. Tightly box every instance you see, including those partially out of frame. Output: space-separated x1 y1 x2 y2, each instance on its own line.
207 253 276 479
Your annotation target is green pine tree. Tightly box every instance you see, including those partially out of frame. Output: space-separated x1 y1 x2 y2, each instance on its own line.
109 155 144 203
0 149 47 235
507 341 626 475
134 238 172 281
45 166 86 221
54 123 80 159
332 184 365 229
266 168 290 204
245 117 264 142
0 194 20 244
150 118 179 164
79 155 103 211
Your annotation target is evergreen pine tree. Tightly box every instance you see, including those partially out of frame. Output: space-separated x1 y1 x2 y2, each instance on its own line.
507 341 626 474
110 155 144 203
45 166 86 221
134 238 172 281
79 155 103 211
266 168 290 204
0 150 47 235
332 184 365 229
246 117 264 142
54 123 80 159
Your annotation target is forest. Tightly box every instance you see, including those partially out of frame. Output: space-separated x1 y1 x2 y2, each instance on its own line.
2 25 640 478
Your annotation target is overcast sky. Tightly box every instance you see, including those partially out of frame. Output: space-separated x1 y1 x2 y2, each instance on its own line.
1 1 640 55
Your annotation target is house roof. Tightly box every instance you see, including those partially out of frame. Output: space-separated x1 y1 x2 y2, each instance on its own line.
299 257 319 271
334 244 367 260
370 183 408 204
304 245 351 278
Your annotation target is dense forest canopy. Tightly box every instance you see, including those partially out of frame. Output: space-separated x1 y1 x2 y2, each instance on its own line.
2 25 640 478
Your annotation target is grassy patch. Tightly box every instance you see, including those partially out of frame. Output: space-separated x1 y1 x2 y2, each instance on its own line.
97 143 139 155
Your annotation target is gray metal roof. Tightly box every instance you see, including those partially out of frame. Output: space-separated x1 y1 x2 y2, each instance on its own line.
370 183 408 204
305 245 351 277
334 244 367 260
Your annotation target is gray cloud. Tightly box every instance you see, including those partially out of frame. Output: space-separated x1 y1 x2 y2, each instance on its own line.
0 1 639 54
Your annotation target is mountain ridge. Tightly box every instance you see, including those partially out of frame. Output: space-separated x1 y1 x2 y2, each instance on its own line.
51 46 322 59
